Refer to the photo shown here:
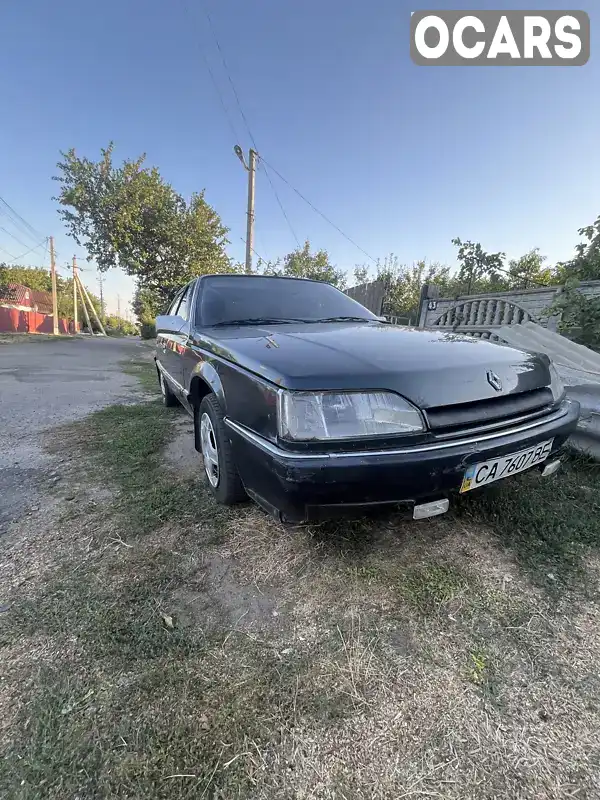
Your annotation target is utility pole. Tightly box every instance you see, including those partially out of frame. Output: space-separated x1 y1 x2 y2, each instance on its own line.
117 294 121 329
76 275 107 336
72 256 79 334
49 236 59 335
98 274 105 320
78 275 93 335
234 146 257 274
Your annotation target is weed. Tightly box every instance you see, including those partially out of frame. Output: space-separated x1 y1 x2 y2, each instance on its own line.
398 563 472 612
121 357 161 393
468 650 488 685
455 452 600 594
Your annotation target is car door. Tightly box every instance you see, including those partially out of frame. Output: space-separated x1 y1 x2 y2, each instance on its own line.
180 279 203 392
156 287 187 391
168 281 196 388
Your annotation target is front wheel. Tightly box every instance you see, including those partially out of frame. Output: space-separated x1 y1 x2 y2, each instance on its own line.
197 394 246 505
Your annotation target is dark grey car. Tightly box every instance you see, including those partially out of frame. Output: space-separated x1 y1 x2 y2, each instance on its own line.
155 274 580 522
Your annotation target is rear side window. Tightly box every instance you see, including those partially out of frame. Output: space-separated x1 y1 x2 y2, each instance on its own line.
166 289 184 316
176 285 191 321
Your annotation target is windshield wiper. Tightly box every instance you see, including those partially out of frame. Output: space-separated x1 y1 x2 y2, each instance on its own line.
312 316 376 323
211 317 308 327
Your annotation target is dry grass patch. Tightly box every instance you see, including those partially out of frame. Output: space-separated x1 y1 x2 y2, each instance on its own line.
3 365 600 798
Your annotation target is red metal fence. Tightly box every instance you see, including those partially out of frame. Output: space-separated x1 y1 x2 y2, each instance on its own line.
0 306 75 334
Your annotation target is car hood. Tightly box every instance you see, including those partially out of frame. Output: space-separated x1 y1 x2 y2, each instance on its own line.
200 322 551 409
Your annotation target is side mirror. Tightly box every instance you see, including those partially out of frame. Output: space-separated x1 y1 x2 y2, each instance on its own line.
156 315 186 333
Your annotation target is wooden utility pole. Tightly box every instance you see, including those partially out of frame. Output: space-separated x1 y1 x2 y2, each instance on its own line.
78 275 93 335
49 236 59 335
98 274 105 320
234 146 257 274
245 148 257 274
72 256 79 334
76 274 107 336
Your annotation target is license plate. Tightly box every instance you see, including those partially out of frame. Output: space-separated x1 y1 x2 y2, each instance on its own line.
460 439 554 493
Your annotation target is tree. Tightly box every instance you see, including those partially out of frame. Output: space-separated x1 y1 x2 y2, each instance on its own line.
506 248 555 289
556 214 600 283
105 315 137 336
452 238 507 293
550 214 600 349
0 263 101 327
0 264 52 293
132 284 158 325
354 255 454 319
263 241 346 288
54 143 234 317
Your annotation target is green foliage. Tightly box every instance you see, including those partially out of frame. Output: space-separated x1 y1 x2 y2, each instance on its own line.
105 315 137 336
452 237 507 293
506 248 557 289
54 143 234 317
547 215 600 348
551 284 600 350
132 283 159 324
140 321 156 340
0 263 101 327
0 264 52 292
263 240 346 288
354 255 454 319
556 214 600 283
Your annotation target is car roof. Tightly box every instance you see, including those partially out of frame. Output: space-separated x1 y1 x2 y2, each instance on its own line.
199 273 328 286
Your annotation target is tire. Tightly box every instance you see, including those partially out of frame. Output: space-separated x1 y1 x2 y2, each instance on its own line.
197 394 246 505
158 368 179 407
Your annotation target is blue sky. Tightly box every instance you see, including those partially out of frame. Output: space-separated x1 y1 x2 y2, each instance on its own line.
0 0 598 315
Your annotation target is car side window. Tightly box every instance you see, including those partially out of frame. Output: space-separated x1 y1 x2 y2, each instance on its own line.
176 282 194 322
167 289 184 316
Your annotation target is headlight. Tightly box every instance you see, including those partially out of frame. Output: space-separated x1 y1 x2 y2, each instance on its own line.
278 391 424 441
548 363 565 403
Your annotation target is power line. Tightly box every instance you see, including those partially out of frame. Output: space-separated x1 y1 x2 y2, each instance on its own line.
198 2 301 247
4 238 48 264
260 156 378 264
0 245 16 260
0 224 42 251
239 237 266 263
258 160 301 248
179 0 241 145
0 196 45 242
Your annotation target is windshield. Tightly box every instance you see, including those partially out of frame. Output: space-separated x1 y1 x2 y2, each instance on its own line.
197 276 377 327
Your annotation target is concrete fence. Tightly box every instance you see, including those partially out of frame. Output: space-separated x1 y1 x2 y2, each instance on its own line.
418 280 600 336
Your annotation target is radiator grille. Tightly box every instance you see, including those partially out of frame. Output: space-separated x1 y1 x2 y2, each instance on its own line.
426 388 554 435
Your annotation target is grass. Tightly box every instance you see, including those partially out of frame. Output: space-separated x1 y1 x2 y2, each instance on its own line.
455 452 600 594
3 358 600 797
73 400 227 534
121 357 162 393
398 563 472 612
0 332 82 344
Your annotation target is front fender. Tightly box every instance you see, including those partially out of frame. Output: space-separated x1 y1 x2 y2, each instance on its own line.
190 360 226 411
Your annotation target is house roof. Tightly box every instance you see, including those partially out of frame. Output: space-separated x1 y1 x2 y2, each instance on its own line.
0 282 54 314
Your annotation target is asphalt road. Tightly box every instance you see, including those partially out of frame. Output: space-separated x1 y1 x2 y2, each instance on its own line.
0 336 148 535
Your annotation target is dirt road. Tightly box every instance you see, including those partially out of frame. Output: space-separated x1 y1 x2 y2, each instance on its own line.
0 336 147 535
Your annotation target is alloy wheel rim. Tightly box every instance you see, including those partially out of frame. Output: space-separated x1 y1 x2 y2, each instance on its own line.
200 413 219 487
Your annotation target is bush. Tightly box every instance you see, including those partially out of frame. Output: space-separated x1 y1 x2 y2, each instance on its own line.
140 321 156 340
550 284 600 352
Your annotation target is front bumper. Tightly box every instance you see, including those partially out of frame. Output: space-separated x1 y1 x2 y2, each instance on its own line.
226 399 580 522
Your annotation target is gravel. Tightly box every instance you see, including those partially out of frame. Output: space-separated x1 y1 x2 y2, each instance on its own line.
0 336 148 535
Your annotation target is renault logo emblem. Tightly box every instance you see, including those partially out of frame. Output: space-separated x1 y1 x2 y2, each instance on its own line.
487 370 502 391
